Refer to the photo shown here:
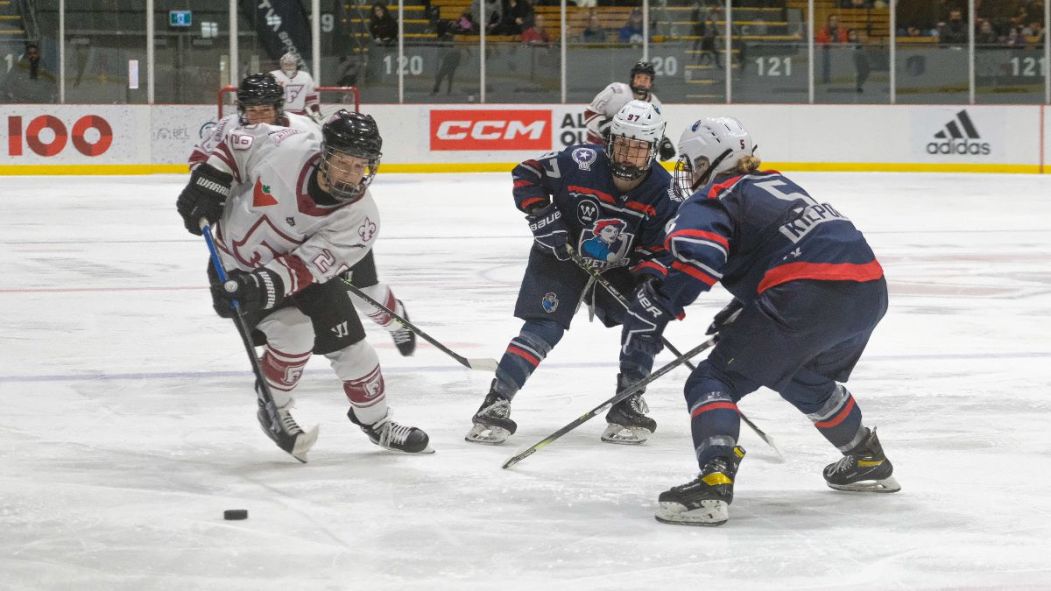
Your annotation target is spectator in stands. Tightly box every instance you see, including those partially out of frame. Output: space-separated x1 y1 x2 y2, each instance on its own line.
817 15 848 84
369 3 398 46
938 9 968 46
502 0 534 35
470 0 504 35
1 43 56 103
848 29 870 93
841 0 873 7
522 13 551 45
580 10 606 43
432 20 466 95
619 8 645 45
453 9 477 34
696 14 721 69
975 18 998 45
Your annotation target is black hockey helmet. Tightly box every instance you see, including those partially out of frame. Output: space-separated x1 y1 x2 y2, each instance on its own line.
236 73 284 124
320 110 383 203
629 60 656 99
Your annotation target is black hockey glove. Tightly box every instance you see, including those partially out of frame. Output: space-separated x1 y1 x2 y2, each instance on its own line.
621 281 675 357
176 164 233 236
526 203 571 261
211 268 285 315
658 136 676 161
706 298 744 336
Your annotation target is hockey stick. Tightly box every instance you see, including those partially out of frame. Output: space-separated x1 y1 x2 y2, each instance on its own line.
201 222 317 463
502 332 722 469
340 277 499 372
569 251 781 457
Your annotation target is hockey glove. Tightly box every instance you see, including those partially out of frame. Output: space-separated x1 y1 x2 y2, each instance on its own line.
706 298 744 335
212 268 285 315
621 281 676 357
176 164 233 236
658 136 676 161
526 203 571 261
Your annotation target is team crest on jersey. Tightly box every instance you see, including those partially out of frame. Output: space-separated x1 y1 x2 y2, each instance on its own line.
252 179 278 207
541 292 559 313
285 84 305 102
358 217 377 242
571 148 597 171
578 218 633 268
576 199 601 225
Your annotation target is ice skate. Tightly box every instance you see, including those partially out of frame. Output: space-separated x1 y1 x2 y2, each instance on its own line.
390 299 416 356
257 397 319 463
655 446 746 526
601 374 657 445
349 408 434 454
823 427 900 493
465 380 517 445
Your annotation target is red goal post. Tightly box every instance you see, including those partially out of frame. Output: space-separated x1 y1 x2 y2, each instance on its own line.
217 85 361 119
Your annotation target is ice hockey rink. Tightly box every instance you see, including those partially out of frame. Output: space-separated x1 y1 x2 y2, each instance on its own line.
2 171 1050 590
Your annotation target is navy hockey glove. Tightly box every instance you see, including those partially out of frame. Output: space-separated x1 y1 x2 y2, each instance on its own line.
658 136 676 161
212 268 285 315
621 281 675 357
706 298 744 335
526 203 571 261
176 164 232 236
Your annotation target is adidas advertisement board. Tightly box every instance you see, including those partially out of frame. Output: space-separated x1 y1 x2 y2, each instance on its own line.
910 108 1008 160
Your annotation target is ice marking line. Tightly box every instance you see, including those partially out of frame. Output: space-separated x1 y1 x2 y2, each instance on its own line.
2 352 1049 384
3 235 519 246
0 286 206 294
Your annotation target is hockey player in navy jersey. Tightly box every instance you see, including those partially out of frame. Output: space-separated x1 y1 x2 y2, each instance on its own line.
621 117 898 526
466 100 680 446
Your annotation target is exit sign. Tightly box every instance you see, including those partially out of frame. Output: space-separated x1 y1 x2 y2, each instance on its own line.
169 10 192 27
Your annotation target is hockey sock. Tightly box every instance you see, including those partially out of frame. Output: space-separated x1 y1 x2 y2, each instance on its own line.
260 345 310 408
352 283 402 332
807 385 866 452
684 368 741 467
618 346 656 383
327 340 388 425
493 319 564 399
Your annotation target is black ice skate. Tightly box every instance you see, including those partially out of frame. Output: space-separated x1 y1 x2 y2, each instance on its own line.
257 396 320 463
601 374 657 445
348 408 434 454
390 300 416 357
655 446 746 527
823 427 900 493
465 381 517 445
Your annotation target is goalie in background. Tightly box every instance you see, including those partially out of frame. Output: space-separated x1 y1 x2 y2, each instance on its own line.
584 60 676 161
270 52 322 122
621 116 898 527
176 110 432 459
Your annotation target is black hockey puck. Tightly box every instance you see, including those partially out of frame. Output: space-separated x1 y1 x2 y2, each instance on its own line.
223 509 248 520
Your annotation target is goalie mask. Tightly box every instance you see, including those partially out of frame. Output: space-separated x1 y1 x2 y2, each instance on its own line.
279 52 299 77
236 73 284 125
605 100 666 181
320 110 383 203
673 117 756 200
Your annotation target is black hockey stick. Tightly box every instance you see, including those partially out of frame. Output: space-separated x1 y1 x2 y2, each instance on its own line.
502 332 721 469
201 222 317 462
569 251 781 457
340 278 499 372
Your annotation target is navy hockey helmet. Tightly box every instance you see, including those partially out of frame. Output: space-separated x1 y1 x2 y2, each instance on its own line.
320 110 383 203
629 60 656 99
236 73 284 125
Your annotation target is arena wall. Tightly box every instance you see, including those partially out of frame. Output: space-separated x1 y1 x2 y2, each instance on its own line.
0 104 1046 175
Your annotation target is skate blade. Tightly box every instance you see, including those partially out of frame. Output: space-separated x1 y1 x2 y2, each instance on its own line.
380 442 436 455
600 424 650 445
827 475 900 493
290 425 320 463
654 500 729 527
464 424 511 445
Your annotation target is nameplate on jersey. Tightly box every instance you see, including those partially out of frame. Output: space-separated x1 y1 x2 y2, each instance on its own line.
779 203 846 244
230 133 254 150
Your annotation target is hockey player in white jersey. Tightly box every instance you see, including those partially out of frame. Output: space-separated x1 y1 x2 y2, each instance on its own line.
190 73 418 357
584 60 676 161
270 52 322 121
176 110 432 458
189 73 319 170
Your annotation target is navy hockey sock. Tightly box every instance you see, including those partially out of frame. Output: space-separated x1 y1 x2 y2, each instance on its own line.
810 387 865 451
494 319 564 398
685 375 742 467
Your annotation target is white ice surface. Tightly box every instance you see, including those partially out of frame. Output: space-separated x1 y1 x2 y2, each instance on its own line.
1 172 1050 590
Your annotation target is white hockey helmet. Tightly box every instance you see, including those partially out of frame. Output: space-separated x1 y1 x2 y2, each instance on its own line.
606 99 666 181
279 52 299 76
673 116 756 199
